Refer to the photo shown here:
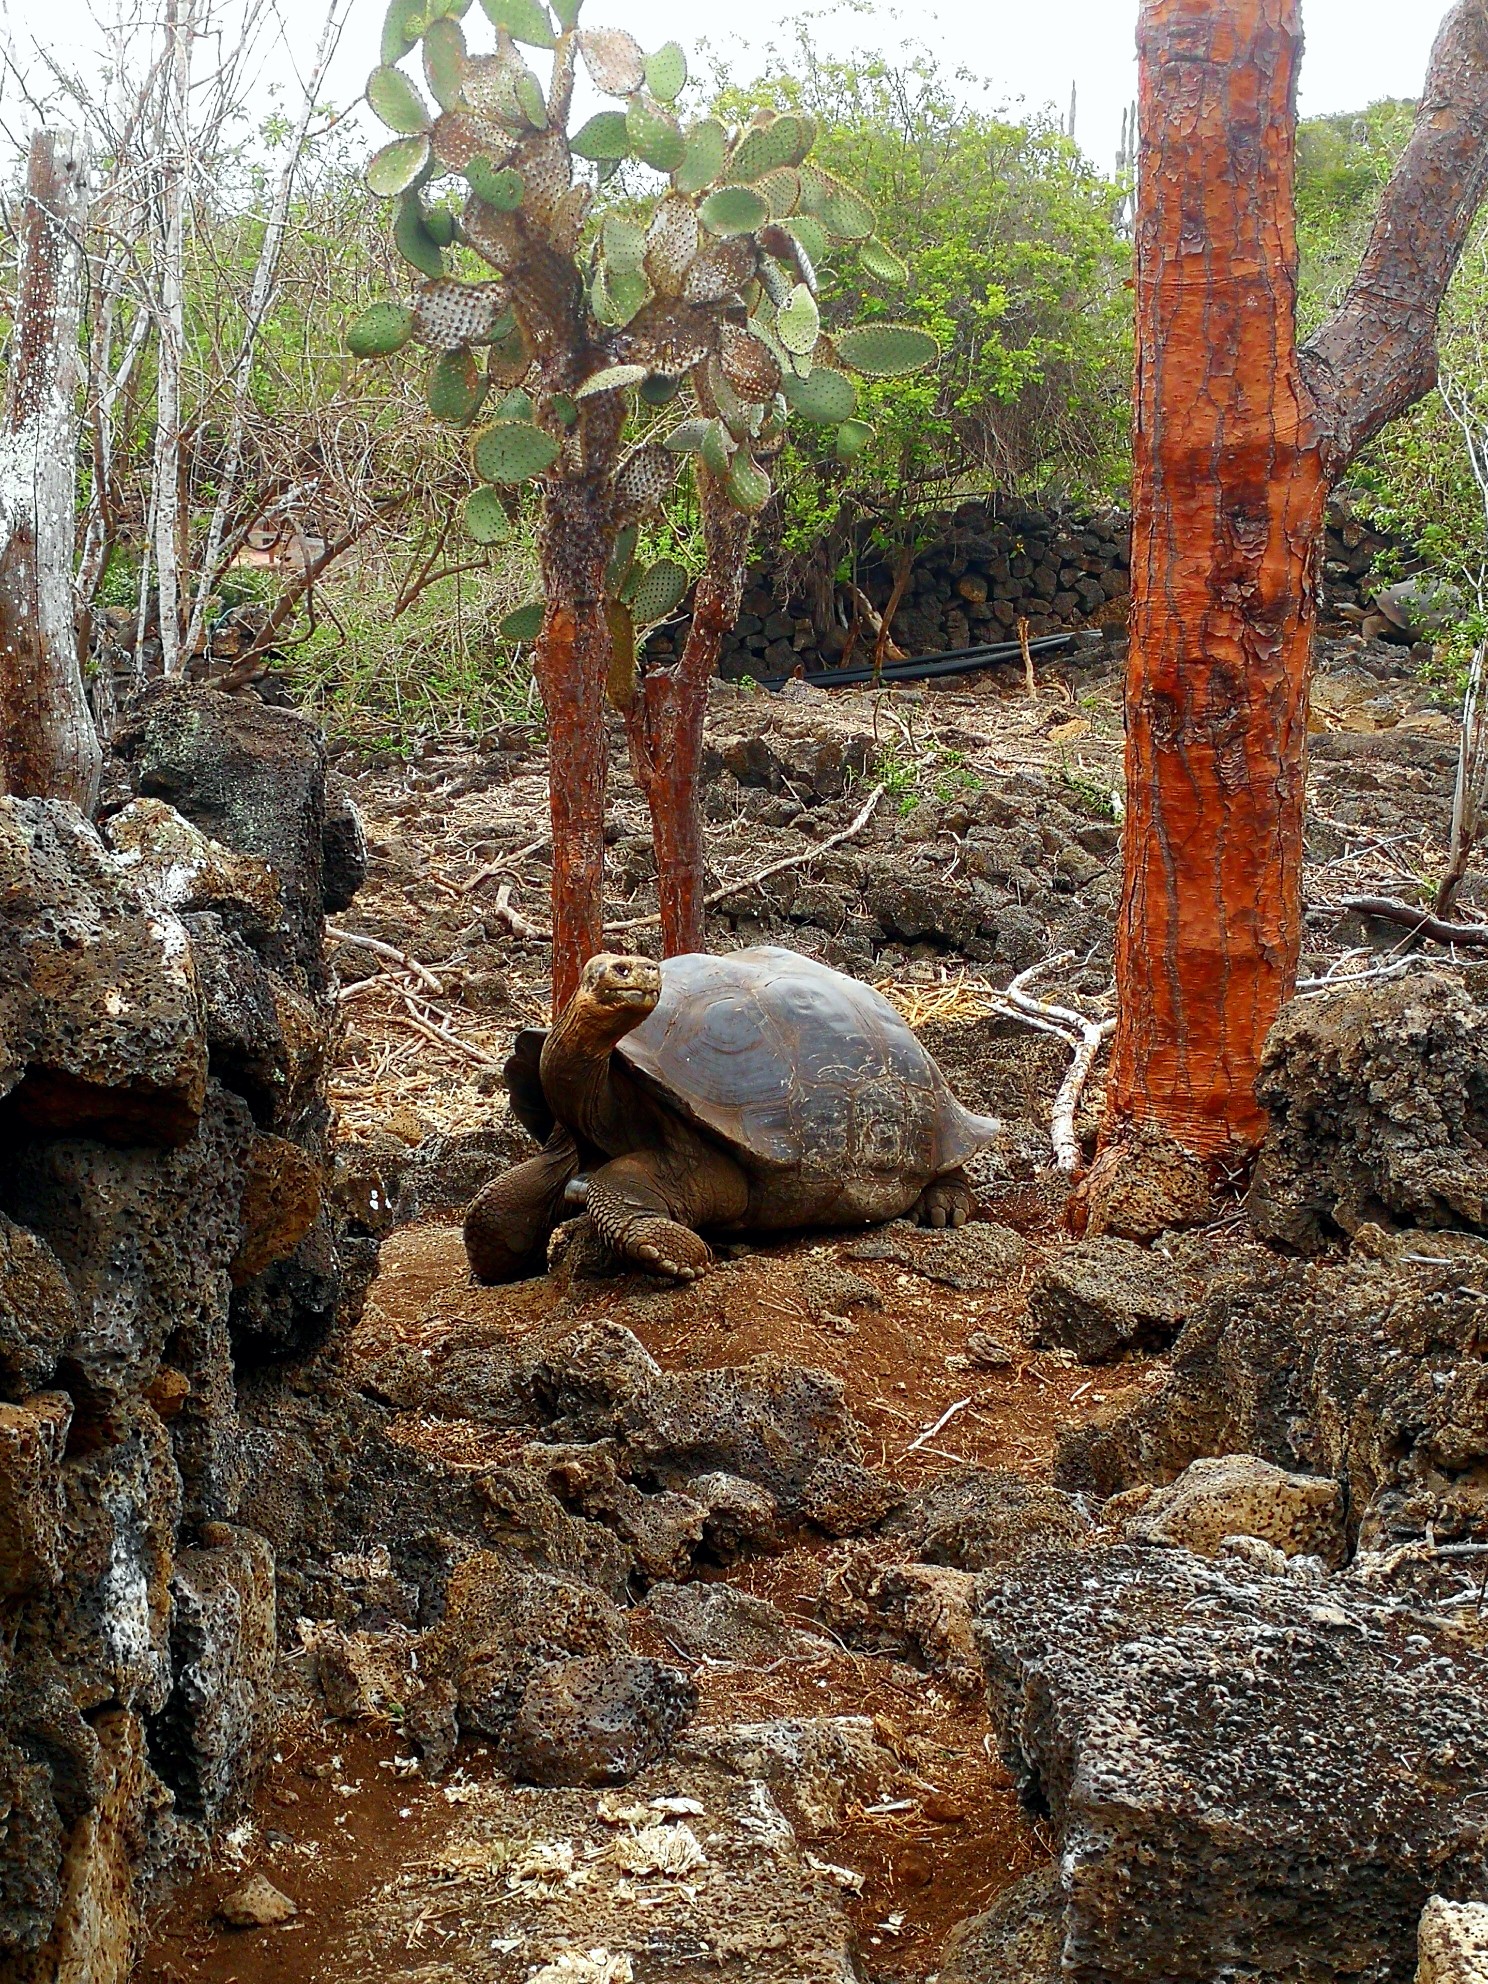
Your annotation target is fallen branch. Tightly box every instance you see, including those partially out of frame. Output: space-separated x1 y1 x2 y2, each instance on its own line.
994 952 1116 1173
398 993 502 1068
327 925 444 994
1335 896 1488 947
457 838 546 894
490 881 548 943
1297 955 1441 995
904 1395 974 1456
606 783 886 936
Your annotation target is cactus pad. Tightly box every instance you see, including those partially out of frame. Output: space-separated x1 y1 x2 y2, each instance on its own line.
818 177 876 241
775 282 820 357
501 599 545 641
574 363 649 399
628 557 689 624
394 195 446 277
571 110 630 159
577 25 646 94
781 364 856 424
682 236 756 305
644 41 687 102
465 157 523 206
428 347 485 423
663 417 712 453
479 0 556 47
675 118 727 193
346 301 417 358
757 168 802 218
368 64 433 134
626 96 686 173
834 322 939 377
644 197 700 296
719 322 782 401
700 418 735 477
463 487 510 543
731 116 806 182
835 417 875 460
422 17 467 110
366 134 433 196
474 419 561 482
614 444 676 514
726 449 772 513
412 277 509 346
859 235 909 284
700 184 768 236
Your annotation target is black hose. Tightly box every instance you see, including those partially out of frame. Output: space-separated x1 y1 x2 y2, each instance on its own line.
749 630 1079 692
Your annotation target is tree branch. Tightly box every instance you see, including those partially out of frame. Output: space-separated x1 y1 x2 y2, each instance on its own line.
1301 0 1488 470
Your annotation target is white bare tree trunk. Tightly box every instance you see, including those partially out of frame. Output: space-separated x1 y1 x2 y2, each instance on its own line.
154 0 193 678
0 130 102 811
183 0 348 661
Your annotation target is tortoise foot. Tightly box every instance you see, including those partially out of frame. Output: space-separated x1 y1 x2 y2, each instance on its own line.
629 1219 712 1282
914 1173 973 1229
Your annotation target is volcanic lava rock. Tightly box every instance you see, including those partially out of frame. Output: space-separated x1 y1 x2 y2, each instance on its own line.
974 1544 1488 1984
506 1655 698 1788
1109 1453 1347 1566
1027 1235 1195 1362
1249 973 1488 1250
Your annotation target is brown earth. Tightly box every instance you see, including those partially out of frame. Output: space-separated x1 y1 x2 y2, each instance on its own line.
134 632 1475 1983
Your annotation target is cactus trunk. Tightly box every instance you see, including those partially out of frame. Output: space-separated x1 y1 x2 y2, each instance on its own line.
534 498 614 1008
627 486 748 956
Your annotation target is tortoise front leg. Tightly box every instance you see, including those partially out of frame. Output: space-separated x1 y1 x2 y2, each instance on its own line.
912 1169 974 1229
464 1131 581 1283
585 1147 748 1283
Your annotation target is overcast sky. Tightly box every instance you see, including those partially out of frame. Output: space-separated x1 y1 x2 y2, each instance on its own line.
0 0 1453 177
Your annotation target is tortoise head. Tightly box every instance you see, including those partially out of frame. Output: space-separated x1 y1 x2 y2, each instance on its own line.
568 953 662 1041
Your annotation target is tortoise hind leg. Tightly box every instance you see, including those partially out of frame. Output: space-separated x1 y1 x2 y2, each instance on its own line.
912 1169 974 1229
585 1148 748 1283
464 1131 580 1283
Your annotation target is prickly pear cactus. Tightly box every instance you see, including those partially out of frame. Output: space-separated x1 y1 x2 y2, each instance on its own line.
346 0 938 656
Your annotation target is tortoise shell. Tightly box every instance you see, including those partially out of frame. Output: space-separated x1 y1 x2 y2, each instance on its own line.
615 948 999 1219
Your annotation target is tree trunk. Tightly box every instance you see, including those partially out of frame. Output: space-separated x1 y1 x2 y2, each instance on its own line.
534 481 616 1010
0 131 101 812
1099 0 1488 1218
626 475 749 957
154 0 193 679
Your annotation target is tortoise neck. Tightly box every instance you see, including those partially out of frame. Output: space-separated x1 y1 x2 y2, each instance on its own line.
540 995 649 1149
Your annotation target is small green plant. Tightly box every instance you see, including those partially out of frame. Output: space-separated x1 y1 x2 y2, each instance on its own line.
1059 757 1120 819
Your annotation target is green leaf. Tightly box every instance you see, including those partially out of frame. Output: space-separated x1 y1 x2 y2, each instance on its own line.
835 417 875 461
381 0 424 64
675 117 727 193
570 110 630 160
629 557 689 624
781 364 856 424
478 0 556 46
859 235 909 285
726 450 772 513
466 158 524 207
574 363 648 399
474 420 561 483
394 194 446 277
346 301 417 358
367 64 432 134
730 115 805 183
464 487 510 544
428 347 485 423
626 96 685 174
501 599 545 641
775 282 819 357
605 523 639 595
366 133 432 197
644 41 687 103
700 184 768 236
834 322 940 377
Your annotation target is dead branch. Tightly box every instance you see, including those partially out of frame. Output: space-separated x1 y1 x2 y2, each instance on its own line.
397 995 502 1068
491 882 547 943
1335 896 1488 947
994 952 1116 1174
326 925 444 994
605 782 887 935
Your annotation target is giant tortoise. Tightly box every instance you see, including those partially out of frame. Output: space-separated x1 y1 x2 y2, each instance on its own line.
463 946 1002 1283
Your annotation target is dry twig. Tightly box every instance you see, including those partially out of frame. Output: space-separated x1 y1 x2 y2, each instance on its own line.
327 925 444 994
